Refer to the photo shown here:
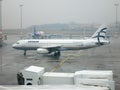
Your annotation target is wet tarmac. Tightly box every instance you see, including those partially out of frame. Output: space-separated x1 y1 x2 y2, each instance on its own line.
0 31 120 89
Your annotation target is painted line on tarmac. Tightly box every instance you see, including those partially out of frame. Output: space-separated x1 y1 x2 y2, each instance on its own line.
50 51 86 72
50 56 70 72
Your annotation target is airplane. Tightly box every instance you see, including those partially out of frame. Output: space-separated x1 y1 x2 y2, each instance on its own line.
12 25 110 58
32 25 45 39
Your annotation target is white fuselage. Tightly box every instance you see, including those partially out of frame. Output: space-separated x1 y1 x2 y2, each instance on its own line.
12 38 109 51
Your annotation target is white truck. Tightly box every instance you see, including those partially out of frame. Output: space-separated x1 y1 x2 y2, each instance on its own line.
17 66 45 85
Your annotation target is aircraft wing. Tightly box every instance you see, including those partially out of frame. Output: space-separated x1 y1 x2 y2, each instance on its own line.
41 45 61 49
40 45 62 52
37 45 62 54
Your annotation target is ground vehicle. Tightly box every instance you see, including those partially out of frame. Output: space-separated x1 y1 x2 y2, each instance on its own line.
17 66 115 90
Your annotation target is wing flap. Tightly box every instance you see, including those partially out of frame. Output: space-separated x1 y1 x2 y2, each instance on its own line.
40 45 61 53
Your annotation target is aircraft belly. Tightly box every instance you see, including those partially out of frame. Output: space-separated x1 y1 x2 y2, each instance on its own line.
62 45 82 50
62 45 96 50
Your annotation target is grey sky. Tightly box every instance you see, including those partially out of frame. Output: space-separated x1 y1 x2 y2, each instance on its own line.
2 0 120 29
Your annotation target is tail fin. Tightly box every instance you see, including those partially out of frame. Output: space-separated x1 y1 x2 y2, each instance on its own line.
32 25 38 39
91 24 108 39
91 25 109 45
34 25 37 36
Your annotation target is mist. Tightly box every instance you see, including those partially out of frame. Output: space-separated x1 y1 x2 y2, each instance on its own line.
2 0 120 29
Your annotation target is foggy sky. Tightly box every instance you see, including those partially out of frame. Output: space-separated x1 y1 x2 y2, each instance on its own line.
1 0 120 29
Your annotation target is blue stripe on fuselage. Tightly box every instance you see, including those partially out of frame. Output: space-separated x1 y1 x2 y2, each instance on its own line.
13 47 39 50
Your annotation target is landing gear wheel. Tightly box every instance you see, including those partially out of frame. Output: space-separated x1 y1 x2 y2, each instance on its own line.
54 51 61 58
57 51 61 56
24 50 26 56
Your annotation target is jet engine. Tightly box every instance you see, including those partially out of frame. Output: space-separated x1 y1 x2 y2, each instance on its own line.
37 48 49 54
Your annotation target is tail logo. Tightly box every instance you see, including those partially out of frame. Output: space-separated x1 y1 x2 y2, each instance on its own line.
91 25 108 46
93 27 107 39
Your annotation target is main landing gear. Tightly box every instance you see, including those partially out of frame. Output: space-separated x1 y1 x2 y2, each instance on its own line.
23 50 61 58
54 51 61 58
24 50 26 56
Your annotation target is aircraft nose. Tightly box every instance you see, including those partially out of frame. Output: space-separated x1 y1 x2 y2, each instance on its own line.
12 44 17 48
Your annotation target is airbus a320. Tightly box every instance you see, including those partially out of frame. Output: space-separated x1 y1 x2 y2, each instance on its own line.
12 25 110 58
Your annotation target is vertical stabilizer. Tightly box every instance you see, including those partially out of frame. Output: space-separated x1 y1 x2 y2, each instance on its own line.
91 24 108 39
91 25 109 45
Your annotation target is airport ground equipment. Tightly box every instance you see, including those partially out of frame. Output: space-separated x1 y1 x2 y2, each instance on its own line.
43 72 74 85
17 66 115 90
17 66 45 85
74 70 115 90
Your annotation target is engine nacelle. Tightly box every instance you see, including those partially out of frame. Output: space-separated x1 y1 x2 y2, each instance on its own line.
37 48 49 54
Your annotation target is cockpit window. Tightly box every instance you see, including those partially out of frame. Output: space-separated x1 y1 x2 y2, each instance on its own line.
16 42 20 44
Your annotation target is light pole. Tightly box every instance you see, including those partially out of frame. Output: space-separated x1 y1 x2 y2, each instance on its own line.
20 4 23 29
114 2 119 28
0 0 2 38
0 0 2 29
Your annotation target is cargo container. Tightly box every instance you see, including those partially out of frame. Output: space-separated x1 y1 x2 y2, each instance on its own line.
43 72 74 85
74 70 115 90
17 66 115 90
